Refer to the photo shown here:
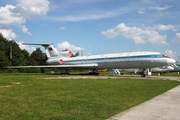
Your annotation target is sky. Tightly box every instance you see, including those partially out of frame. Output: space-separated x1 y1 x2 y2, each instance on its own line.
0 0 180 60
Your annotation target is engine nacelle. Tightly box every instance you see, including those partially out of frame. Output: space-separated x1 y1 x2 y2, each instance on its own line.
46 58 65 65
58 51 72 57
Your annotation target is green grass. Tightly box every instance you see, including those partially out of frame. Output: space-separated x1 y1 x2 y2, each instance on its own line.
0 73 180 120
152 72 180 76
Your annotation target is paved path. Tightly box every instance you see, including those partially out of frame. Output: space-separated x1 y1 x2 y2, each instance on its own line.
107 84 180 120
44 75 180 81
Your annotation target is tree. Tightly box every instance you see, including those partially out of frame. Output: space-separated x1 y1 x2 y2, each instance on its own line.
0 33 31 71
0 51 9 69
74 52 79 57
0 33 10 69
62 48 69 52
21 49 30 65
7 40 28 66
30 48 47 65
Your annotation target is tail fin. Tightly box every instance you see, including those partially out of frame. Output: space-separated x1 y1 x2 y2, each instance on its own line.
23 43 72 58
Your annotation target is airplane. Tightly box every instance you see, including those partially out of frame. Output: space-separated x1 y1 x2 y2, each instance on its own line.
122 65 174 74
170 63 180 72
7 43 176 77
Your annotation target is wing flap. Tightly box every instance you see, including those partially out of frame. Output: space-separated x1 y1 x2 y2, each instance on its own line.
7 63 98 69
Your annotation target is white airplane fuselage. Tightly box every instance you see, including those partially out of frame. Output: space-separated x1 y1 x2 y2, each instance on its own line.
46 51 175 69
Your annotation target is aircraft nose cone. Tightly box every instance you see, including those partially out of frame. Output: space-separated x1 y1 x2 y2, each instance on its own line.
167 58 176 65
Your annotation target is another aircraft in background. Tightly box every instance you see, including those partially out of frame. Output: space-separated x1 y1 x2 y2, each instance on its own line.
170 63 180 72
97 69 108 72
8 43 176 77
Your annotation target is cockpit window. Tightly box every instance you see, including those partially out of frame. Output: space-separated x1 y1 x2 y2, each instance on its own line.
158 54 170 58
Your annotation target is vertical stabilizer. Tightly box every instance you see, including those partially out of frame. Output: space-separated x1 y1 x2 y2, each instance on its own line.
42 44 59 58
23 43 59 58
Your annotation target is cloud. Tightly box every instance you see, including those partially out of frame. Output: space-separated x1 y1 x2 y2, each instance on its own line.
101 23 168 44
0 0 49 38
48 8 123 22
138 8 145 14
164 50 176 59
18 41 36 53
16 0 49 19
60 27 65 30
0 27 16 40
172 33 180 44
149 5 171 11
0 4 25 26
21 25 32 35
147 24 177 31
58 41 84 52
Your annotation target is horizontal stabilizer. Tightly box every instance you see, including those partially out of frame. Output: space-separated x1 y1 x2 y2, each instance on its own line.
22 43 53 47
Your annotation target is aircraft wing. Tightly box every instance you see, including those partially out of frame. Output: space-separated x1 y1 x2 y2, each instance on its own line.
7 63 98 69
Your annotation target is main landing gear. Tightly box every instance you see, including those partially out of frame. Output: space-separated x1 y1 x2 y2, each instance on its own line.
141 68 152 77
141 73 146 77
89 69 99 75
60 69 70 74
141 68 146 77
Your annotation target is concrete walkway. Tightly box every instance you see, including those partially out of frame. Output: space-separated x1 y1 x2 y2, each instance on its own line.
107 85 180 120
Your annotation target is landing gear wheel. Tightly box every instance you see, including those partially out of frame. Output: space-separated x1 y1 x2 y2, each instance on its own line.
89 69 99 75
60 69 70 75
141 74 146 77
141 68 146 77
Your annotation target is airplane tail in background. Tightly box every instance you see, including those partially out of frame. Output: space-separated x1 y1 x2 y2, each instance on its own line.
23 43 72 58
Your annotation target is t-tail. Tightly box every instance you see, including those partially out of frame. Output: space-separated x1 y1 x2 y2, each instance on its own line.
23 43 72 58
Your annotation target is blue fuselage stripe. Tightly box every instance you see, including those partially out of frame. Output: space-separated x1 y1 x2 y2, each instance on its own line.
64 54 159 63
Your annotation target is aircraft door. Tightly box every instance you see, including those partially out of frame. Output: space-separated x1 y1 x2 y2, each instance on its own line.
104 57 114 68
80 58 84 64
104 57 108 67
85 57 88 63
81 57 88 64
126 56 129 62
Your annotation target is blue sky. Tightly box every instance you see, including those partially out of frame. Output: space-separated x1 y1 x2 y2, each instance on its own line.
0 0 180 60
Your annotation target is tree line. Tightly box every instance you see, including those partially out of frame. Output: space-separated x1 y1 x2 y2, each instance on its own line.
0 33 80 73
0 33 50 73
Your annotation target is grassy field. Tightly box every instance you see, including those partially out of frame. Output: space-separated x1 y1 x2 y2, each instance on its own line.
0 73 180 120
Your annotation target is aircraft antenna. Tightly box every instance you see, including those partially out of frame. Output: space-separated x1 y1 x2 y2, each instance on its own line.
81 50 83 56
